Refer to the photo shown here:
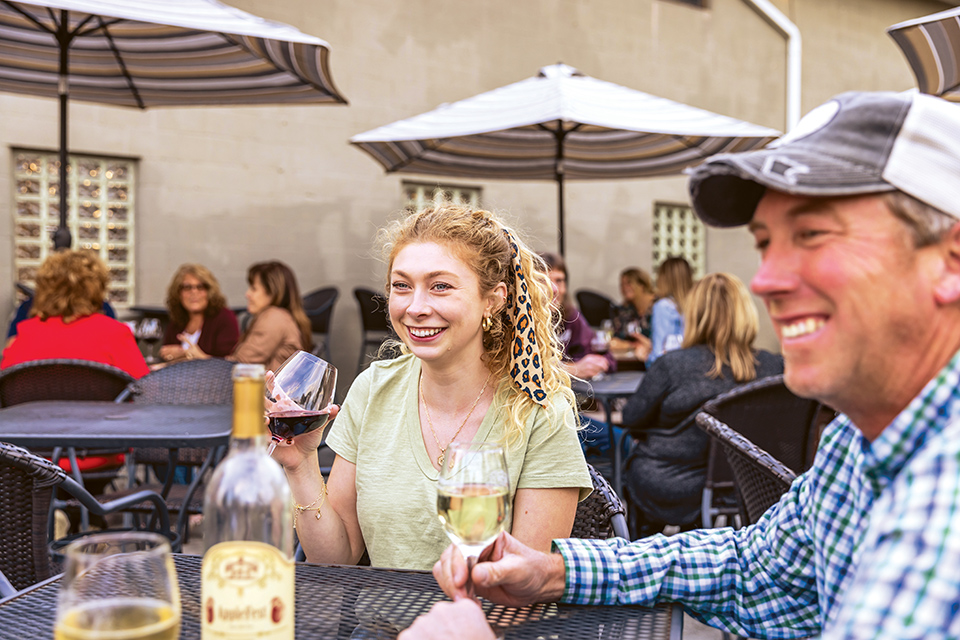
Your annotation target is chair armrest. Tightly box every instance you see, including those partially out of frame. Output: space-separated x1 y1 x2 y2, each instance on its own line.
60 477 172 533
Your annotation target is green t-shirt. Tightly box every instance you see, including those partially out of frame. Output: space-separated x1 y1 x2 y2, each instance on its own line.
325 354 592 570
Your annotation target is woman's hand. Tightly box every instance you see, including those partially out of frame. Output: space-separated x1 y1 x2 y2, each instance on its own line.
565 354 610 380
159 344 185 361
180 340 210 361
269 403 340 472
633 335 652 361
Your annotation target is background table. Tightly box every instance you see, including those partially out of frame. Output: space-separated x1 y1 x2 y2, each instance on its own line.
0 401 233 538
0 554 682 639
572 371 645 494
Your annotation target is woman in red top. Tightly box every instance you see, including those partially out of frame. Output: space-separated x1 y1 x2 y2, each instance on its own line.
1 249 148 379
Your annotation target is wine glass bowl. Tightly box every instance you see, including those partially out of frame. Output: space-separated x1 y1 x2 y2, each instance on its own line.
55 531 180 640
266 350 337 453
436 441 510 559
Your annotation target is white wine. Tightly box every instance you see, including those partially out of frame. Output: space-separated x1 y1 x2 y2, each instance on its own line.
202 364 295 639
54 597 178 640
437 484 508 556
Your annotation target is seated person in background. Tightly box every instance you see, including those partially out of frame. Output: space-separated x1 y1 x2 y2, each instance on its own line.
272 204 591 570
159 263 239 362
647 256 694 365
610 267 654 356
539 252 615 380
1 249 148 379
187 261 311 373
622 272 782 537
6 295 115 350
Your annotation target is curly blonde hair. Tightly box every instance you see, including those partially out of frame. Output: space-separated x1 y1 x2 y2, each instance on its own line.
32 250 108 322
164 263 228 328
378 204 576 445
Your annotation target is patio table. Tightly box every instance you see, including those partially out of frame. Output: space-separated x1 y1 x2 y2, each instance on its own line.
0 401 233 540
0 554 683 639
572 371 645 494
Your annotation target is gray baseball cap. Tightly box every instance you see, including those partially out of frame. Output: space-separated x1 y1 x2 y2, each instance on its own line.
688 91 960 227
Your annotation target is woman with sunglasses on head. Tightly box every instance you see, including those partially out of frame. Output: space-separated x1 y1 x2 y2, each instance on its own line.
159 264 239 363
272 204 591 570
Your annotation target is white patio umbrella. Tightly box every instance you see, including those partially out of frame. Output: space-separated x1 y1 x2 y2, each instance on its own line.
0 0 347 247
888 6 960 101
351 64 779 255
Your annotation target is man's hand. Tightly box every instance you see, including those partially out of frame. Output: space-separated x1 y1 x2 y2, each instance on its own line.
433 532 567 607
397 600 495 640
566 354 610 380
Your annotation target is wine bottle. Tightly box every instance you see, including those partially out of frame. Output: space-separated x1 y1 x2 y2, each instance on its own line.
201 364 294 639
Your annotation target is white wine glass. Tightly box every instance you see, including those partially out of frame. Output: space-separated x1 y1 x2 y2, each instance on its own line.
265 350 338 456
437 441 510 600
55 531 180 640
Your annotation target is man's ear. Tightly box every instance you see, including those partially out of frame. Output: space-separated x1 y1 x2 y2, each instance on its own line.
934 221 960 305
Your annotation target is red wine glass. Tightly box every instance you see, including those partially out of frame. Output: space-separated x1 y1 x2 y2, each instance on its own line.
265 350 337 455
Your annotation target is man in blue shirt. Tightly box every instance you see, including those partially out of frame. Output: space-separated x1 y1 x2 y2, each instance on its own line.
405 91 960 640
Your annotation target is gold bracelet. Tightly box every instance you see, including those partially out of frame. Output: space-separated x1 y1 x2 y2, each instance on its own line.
293 482 326 530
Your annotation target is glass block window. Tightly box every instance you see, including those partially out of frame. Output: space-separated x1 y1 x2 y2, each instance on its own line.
402 181 481 212
652 201 705 278
12 150 136 307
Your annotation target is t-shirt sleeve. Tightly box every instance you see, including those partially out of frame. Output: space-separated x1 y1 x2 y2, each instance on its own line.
325 366 375 464
516 396 593 500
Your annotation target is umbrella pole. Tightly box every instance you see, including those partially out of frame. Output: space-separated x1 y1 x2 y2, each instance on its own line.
53 10 72 250
554 127 567 257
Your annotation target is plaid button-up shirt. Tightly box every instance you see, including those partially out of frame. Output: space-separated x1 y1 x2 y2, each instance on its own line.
554 351 960 639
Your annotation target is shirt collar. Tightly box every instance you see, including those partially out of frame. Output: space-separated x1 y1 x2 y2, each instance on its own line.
857 349 960 494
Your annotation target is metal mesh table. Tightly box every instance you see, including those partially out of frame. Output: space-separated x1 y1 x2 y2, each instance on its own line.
0 554 681 639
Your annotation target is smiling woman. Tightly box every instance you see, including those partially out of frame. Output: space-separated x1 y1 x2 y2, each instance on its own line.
159 264 239 362
271 204 592 570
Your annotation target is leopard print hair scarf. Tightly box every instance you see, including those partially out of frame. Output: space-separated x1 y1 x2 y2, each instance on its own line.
502 229 548 407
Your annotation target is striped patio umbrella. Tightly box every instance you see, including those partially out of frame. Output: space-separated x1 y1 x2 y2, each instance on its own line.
888 7 960 101
0 0 347 247
351 64 778 255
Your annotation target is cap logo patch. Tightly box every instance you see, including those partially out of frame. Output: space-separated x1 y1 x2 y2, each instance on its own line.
767 99 841 149
761 155 810 185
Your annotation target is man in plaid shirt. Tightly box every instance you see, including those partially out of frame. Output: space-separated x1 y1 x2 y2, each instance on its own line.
402 91 960 640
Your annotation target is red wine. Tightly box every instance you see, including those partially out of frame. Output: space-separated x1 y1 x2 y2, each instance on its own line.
267 408 332 441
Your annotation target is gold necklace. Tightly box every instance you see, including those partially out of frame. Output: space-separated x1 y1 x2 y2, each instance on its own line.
419 372 492 466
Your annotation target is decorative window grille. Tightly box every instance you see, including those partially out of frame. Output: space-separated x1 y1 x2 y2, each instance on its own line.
402 181 481 212
652 202 705 278
12 150 136 307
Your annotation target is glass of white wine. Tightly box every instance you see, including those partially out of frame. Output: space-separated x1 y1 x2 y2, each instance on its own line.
437 441 510 599
55 531 180 640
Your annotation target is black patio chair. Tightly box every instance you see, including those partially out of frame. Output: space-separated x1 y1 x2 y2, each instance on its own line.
575 289 615 328
0 441 177 596
695 413 797 525
353 287 397 375
571 463 629 540
112 358 234 543
699 375 822 527
302 286 339 362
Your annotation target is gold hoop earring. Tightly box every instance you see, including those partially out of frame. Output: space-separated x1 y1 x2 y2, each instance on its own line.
481 315 493 332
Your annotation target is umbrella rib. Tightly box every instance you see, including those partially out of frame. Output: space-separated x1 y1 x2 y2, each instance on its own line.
382 138 449 173
1 1 55 36
95 16 145 110
76 17 123 39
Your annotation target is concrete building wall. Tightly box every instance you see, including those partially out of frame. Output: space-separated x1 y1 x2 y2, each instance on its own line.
0 0 949 384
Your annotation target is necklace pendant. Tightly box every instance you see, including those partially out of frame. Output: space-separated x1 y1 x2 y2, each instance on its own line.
438 452 445 466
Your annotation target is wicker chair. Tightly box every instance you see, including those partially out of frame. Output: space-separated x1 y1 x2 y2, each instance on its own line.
302 286 339 362
699 375 822 527
695 413 798 525
574 289 615 329
114 359 234 533
0 358 135 408
0 441 177 596
571 464 629 539
353 287 396 375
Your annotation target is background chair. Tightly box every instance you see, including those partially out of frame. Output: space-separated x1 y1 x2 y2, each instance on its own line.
699 374 822 527
112 358 234 543
0 441 177 596
571 463 629 540
695 413 798 525
575 289 615 328
302 286 339 362
353 287 396 375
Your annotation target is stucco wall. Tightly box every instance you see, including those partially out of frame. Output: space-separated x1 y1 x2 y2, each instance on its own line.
1 0 948 382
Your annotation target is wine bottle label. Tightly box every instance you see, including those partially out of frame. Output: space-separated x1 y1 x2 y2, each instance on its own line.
201 541 294 639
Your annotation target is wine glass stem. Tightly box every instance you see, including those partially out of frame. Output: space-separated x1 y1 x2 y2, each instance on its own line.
266 437 280 456
465 555 477 601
